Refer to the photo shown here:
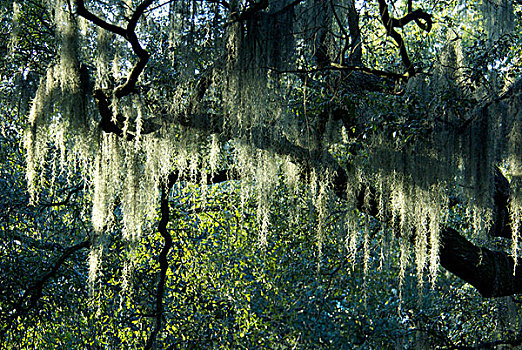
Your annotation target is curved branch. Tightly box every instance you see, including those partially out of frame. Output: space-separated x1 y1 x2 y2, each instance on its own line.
76 0 152 104
391 9 432 32
75 0 126 37
270 64 407 82
41 185 85 207
0 239 90 337
350 165 522 297
167 168 238 186
376 0 432 77
113 50 150 98
145 182 174 349
439 227 522 297
115 0 153 97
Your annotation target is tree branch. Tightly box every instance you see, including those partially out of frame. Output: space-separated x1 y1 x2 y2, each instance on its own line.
145 182 174 349
41 185 84 207
75 0 126 37
76 0 152 110
439 227 522 297
167 168 238 186
0 239 90 337
270 64 407 83
376 0 432 77
233 0 268 21
391 9 432 32
349 164 522 297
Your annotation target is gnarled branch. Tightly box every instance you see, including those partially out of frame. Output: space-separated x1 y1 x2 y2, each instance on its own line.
76 0 153 121
376 0 432 77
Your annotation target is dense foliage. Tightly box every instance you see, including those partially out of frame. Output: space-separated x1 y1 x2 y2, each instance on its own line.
2 0 522 348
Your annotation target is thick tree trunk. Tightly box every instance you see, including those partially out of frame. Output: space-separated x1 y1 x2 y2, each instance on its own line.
440 227 522 297
334 165 522 297
437 167 522 297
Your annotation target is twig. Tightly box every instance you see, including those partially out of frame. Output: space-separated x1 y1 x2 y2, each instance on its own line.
41 185 84 207
269 63 408 82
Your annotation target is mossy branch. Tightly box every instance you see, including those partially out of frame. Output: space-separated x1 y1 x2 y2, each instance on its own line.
76 0 152 116
349 167 522 297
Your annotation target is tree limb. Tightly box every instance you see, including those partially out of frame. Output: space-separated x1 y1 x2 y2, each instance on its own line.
376 0 432 77
233 0 269 21
349 165 522 297
75 0 126 37
0 239 90 337
145 179 175 349
391 9 432 32
41 185 84 207
270 64 407 83
439 226 522 297
76 0 152 104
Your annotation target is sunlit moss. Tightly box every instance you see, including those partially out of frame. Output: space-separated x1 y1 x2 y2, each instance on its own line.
22 0 522 294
